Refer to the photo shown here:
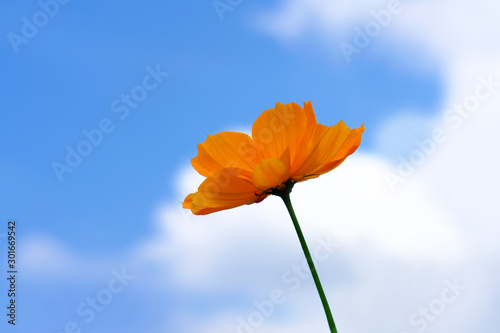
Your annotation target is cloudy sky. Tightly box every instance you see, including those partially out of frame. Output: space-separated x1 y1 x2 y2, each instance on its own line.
1 0 499 332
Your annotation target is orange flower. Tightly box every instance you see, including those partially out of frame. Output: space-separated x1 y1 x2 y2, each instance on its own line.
183 101 364 215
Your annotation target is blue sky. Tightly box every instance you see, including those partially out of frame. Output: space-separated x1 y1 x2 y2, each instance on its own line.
2 0 499 332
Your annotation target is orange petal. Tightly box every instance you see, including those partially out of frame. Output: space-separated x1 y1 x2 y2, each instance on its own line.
312 124 364 175
183 168 261 215
292 122 364 180
251 101 317 169
252 151 290 191
191 131 261 178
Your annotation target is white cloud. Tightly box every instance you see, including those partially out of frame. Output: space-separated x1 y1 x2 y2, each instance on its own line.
137 149 470 332
255 0 500 70
392 0 500 66
22 235 78 277
21 234 135 283
254 0 390 40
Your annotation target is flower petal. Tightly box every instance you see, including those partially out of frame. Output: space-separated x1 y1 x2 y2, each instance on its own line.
251 101 316 169
191 131 261 178
183 168 261 215
292 122 364 180
252 151 290 191
312 124 364 175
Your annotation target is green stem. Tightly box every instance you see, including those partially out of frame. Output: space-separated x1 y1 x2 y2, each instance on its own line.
280 190 338 333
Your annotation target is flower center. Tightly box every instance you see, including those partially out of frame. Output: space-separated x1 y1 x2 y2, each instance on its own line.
270 179 296 198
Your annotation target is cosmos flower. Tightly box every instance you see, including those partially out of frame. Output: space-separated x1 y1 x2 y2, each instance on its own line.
183 101 364 215
183 101 364 332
